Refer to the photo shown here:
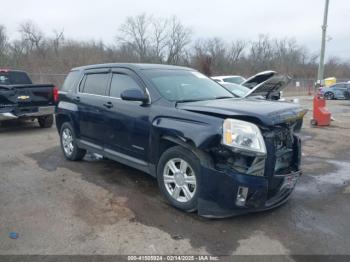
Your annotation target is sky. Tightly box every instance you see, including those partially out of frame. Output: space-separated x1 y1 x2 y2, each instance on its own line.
1 0 349 60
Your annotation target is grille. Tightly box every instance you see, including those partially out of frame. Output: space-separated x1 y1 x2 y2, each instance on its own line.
263 124 299 198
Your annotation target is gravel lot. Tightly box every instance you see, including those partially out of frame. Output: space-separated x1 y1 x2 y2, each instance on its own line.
0 97 350 257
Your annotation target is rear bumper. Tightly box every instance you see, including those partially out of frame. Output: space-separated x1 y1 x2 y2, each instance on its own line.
197 167 301 218
0 106 55 121
0 112 18 121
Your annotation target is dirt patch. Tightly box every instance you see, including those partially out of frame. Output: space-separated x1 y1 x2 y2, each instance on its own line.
73 193 132 226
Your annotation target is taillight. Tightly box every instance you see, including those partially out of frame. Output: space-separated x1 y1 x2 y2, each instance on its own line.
53 86 59 103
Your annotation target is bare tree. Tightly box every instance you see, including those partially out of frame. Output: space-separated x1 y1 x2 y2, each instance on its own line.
116 14 191 65
19 21 45 50
0 16 348 85
117 13 151 61
228 40 246 64
150 17 168 62
52 29 65 55
0 25 9 65
165 16 191 64
248 34 274 72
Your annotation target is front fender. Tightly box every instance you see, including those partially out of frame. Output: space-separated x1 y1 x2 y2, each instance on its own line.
148 116 223 169
152 116 222 149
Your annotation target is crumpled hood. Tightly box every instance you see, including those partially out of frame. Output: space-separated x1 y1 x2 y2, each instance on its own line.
177 98 306 126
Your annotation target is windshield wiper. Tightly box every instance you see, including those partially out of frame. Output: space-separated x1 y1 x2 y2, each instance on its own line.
175 99 204 105
176 96 233 105
214 96 234 100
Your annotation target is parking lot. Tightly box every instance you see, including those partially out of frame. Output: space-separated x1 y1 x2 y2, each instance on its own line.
0 97 350 256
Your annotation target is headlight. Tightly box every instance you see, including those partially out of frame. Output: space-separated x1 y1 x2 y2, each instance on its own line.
222 119 266 154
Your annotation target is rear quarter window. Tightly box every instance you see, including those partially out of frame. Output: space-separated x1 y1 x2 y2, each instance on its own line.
0 72 32 85
61 71 81 92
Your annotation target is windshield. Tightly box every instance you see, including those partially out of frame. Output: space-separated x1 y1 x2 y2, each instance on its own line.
222 83 250 97
143 69 234 102
223 76 245 84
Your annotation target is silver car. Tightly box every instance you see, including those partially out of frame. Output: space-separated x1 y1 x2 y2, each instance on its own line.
320 83 350 100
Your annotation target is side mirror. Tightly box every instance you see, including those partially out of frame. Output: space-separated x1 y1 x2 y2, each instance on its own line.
120 89 148 103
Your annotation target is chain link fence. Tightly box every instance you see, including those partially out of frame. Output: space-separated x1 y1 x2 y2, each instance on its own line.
28 73 349 97
28 73 67 89
283 78 349 96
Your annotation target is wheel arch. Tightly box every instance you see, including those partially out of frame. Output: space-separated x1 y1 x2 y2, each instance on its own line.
150 116 219 174
55 113 81 137
324 91 334 99
156 136 214 172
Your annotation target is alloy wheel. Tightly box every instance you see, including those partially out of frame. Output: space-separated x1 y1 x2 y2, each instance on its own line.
62 128 74 157
163 158 197 203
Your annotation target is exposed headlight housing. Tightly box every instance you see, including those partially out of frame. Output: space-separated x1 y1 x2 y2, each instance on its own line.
222 119 266 155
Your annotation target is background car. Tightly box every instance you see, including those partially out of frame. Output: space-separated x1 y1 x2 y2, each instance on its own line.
221 71 290 101
344 86 350 100
319 82 350 100
211 75 246 85
221 83 251 98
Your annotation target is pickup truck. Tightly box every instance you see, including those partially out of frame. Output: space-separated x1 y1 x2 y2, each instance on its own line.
55 63 307 218
0 69 57 128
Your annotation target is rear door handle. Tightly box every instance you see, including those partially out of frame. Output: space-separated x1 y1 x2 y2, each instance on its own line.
103 101 113 109
74 96 80 102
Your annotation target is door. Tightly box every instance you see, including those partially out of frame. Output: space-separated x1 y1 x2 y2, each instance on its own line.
333 84 346 98
76 69 111 146
104 68 150 161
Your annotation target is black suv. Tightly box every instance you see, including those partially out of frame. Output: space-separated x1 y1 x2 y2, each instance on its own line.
56 63 306 217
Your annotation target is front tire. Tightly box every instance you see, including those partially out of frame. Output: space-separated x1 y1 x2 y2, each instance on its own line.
157 146 200 212
60 122 86 161
38 115 54 128
324 92 334 100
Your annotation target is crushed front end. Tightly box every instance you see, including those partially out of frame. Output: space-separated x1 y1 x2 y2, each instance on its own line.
198 120 302 218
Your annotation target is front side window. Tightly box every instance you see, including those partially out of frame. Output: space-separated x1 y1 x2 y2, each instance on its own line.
109 74 141 98
332 84 345 90
143 69 233 102
81 73 109 96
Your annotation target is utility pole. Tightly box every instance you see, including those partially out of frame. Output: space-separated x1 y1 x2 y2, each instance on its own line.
317 0 330 84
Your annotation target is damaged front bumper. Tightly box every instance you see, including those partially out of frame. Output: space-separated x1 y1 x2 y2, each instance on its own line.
198 167 301 218
197 128 302 218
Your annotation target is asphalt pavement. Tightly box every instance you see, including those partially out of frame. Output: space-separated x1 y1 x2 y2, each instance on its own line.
0 98 350 257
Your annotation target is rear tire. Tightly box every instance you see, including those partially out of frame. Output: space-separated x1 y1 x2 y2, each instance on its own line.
38 115 54 128
157 146 200 212
60 122 86 161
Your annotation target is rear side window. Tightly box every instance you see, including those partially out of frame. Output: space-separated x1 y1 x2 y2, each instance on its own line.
109 74 141 98
62 71 80 91
81 73 109 96
0 72 32 85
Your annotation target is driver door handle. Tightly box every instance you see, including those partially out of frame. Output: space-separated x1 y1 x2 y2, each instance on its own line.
103 101 114 109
